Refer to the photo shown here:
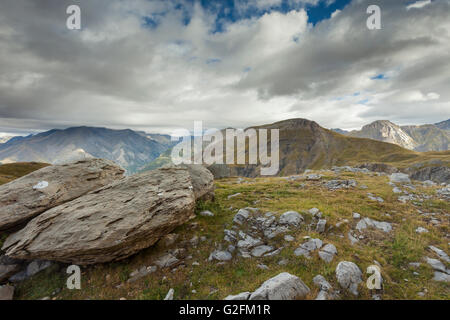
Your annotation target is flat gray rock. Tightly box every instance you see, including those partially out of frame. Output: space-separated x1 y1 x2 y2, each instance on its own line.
224 292 251 300
251 245 274 257
0 159 124 230
249 272 310 300
209 250 232 262
2 167 196 265
390 173 411 184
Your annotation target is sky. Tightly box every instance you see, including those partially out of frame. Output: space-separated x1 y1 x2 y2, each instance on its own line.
0 0 449 135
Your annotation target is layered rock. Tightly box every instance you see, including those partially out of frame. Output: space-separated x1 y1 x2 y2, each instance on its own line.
0 159 124 230
2 167 197 265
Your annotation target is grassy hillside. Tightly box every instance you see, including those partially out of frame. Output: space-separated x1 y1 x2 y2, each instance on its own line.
0 162 49 185
9 169 449 300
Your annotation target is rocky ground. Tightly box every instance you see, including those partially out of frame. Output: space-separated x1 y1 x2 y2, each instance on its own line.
1 165 448 300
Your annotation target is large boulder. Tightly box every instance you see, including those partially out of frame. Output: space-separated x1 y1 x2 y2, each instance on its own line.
408 166 450 184
2 167 196 265
181 164 215 201
0 159 124 230
249 272 310 300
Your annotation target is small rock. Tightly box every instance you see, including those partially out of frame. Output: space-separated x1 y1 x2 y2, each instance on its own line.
164 288 174 300
279 211 303 227
390 173 411 184
415 227 428 234
284 235 295 242
319 244 337 263
251 245 274 257
352 212 361 219
155 253 179 268
208 250 232 262
199 210 214 217
224 292 251 300
233 209 250 225
316 219 327 233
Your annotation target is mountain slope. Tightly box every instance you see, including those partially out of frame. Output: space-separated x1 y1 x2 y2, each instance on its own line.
0 127 174 174
434 119 450 131
204 119 449 178
401 124 449 152
348 120 417 150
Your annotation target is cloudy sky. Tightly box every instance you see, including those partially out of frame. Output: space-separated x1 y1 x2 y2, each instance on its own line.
0 0 449 135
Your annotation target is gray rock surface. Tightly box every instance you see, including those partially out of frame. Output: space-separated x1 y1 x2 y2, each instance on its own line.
224 292 251 300
249 272 310 300
2 167 196 265
0 285 14 300
0 159 124 230
336 261 363 296
279 211 303 227
209 250 232 262
319 244 337 263
356 218 392 233
390 173 411 184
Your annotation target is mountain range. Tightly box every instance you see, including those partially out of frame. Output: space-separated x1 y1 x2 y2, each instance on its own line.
0 119 448 176
333 119 449 152
0 127 174 174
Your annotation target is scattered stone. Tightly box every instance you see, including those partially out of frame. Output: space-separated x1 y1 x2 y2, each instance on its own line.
294 238 323 258
164 288 174 300
426 258 447 273
224 292 251 300
393 187 402 194
306 174 322 181
319 244 337 263
348 232 359 245
199 210 214 217
155 253 179 268
279 211 303 227
128 266 157 283
278 259 288 266
227 193 242 200
284 235 294 242
390 173 411 184
356 217 392 233
249 272 310 300
26 260 52 277
353 212 361 219
429 246 450 263
335 261 363 296
233 209 250 225
208 250 232 262
308 208 320 216
415 227 428 234
325 179 357 190
0 285 14 300
251 245 274 257
367 193 384 203
316 219 327 233
257 264 269 270
237 234 263 249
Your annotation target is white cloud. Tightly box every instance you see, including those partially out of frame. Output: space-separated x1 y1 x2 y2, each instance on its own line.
0 0 448 135
406 0 432 10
